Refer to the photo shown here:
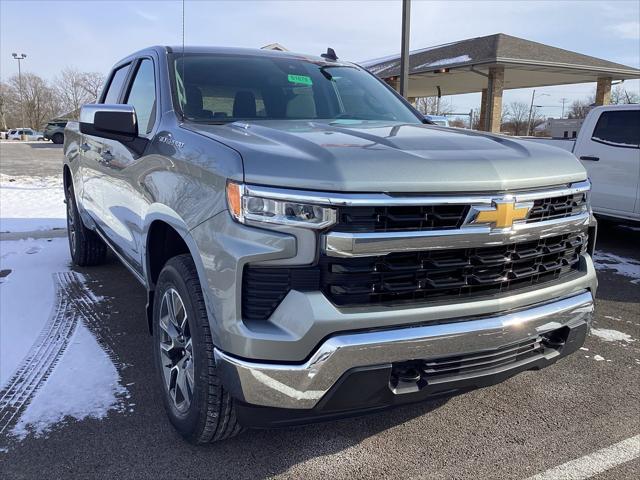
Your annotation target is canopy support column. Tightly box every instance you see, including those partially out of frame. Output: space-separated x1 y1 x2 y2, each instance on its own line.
479 88 488 131
595 77 612 105
486 66 504 133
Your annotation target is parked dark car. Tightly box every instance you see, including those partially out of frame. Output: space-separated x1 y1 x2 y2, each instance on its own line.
43 120 67 144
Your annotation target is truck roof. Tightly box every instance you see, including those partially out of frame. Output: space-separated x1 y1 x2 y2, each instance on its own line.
118 45 348 66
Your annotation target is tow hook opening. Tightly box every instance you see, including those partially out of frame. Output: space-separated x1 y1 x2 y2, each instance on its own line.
541 327 569 349
389 327 571 395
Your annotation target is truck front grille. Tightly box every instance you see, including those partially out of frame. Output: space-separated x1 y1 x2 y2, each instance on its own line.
334 205 468 232
333 191 588 233
242 232 586 320
526 192 587 223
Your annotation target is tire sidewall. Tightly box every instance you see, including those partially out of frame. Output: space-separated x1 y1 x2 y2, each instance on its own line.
152 259 211 440
65 182 81 263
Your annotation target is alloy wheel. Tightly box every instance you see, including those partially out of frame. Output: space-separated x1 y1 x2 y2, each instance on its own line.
159 288 195 413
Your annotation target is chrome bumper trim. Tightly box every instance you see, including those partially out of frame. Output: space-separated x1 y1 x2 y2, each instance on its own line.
323 211 590 258
215 290 594 409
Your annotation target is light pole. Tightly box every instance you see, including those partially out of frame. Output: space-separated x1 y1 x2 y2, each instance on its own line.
12 53 27 128
399 0 411 98
526 90 549 136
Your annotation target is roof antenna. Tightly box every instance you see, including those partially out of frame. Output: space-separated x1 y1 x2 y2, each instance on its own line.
181 0 185 122
321 48 338 61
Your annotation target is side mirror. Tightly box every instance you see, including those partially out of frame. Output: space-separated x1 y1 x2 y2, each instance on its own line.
80 104 138 142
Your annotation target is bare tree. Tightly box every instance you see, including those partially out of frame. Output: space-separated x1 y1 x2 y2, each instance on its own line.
502 101 530 136
80 71 106 103
0 82 14 130
610 84 639 105
55 67 93 117
415 96 454 115
7 73 61 129
567 96 594 119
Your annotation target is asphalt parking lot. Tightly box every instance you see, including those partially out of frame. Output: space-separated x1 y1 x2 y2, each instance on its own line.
0 143 639 479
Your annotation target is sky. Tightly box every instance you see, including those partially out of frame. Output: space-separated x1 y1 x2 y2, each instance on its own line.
1 0 639 117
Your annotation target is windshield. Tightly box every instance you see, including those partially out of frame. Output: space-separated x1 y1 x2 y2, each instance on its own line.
172 53 421 124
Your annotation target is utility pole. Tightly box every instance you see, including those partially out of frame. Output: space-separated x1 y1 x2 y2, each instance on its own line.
399 0 411 98
12 53 27 128
560 97 567 118
526 89 536 136
526 90 549 136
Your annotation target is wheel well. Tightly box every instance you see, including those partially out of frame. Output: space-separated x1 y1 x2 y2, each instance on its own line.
145 221 191 333
147 221 191 287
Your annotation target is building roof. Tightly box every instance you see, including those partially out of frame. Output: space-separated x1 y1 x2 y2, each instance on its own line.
362 33 640 96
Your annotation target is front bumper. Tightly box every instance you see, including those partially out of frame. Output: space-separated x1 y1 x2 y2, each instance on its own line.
216 290 594 417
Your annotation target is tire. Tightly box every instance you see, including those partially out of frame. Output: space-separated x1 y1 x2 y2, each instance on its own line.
153 254 243 443
52 133 63 144
65 180 107 266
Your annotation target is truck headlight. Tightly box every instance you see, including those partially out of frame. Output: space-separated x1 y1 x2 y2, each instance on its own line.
226 182 336 229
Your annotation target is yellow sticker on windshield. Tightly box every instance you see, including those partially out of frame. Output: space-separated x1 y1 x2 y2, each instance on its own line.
288 74 313 86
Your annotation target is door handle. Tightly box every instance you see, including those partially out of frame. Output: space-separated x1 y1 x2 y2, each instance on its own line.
80 143 90 152
579 155 599 161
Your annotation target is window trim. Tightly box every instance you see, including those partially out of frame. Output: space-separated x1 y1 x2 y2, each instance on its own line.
100 62 133 105
590 110 640 150
123 56 159 138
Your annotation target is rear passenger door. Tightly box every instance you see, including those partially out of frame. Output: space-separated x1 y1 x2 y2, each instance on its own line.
578 109 640 216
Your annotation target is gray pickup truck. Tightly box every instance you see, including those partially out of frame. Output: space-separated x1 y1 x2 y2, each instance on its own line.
63 46 597 443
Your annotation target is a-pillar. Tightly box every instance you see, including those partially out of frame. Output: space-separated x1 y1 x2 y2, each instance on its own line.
595 77 612 105
486 66 504 133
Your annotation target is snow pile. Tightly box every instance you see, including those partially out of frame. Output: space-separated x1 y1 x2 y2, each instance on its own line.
590 328 634 343
593 250 640 283
12 323 127 439
0 237 127 441
0 175 66 233
0 238 71 384
415 55 472 70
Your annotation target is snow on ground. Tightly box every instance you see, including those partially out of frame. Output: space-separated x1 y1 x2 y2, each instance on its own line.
0 174 66 232
11 322 127 439
593 250 640 284
590 328 634 343
0 237 127 442
0 238 71 384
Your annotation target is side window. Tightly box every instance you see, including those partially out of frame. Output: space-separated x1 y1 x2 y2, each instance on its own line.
103 64 130 104
591 110 640 148
125 59 157 134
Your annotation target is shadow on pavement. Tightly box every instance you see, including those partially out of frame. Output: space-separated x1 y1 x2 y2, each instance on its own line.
27 143 62 149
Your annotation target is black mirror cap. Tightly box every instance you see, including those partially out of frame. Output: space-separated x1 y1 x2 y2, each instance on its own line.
80 104 138 142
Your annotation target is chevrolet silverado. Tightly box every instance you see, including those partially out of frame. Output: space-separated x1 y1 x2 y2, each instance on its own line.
63 46 597 443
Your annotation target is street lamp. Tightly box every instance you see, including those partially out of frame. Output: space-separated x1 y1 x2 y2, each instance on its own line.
12 53 27 128
526 90 549 136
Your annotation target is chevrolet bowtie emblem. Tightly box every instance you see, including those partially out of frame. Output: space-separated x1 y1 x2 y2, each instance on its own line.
469 200 533 229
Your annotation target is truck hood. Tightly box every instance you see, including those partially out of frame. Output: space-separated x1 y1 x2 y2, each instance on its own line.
187 120 587 192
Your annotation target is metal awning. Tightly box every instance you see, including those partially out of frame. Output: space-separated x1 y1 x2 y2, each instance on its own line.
362 33 640 97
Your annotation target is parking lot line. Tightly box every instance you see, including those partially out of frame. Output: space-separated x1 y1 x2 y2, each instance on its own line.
526 434 640 480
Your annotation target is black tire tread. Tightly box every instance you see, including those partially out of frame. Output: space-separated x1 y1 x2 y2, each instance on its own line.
164 254 243 443
66 182 107 267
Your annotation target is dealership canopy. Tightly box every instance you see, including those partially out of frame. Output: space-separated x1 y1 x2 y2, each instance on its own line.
362 33 640 132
